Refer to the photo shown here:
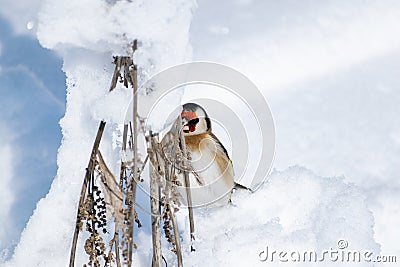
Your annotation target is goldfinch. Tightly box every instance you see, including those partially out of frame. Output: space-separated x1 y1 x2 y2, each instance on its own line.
180 103 235 207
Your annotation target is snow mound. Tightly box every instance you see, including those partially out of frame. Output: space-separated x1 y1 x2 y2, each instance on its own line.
38 0 195 72
170 167 379 266
38 0 196 132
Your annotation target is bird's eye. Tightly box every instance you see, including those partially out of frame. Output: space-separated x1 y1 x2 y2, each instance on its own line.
188 118 199 125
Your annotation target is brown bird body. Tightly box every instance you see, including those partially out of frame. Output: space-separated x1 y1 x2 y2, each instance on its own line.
179 103 235 207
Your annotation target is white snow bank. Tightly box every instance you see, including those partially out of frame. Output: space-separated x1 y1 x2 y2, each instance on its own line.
38 0 196 132
58 166 378 267
190 0 400 257
165 167 379 266
270 51 400 256
38 0 195 75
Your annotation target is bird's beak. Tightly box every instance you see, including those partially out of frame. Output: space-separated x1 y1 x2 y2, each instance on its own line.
183 124 190 132
181 117 190 133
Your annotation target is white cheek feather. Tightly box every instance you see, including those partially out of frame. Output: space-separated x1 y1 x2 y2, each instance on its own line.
185 118 207 136
196 118 208 133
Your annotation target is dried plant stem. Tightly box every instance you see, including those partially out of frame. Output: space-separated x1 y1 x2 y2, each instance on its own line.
114 232 121 267
127 42 139 267
150 166 162 267
148 135 162 267
119 124 128 190
127 181 137 267
164 163 183 267
110 57 120 91
69 121 106 267
122 124 129 151
69 45 195 266
170 206 183 266
177 116 195 251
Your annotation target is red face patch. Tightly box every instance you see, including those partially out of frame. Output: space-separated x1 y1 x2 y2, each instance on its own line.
181 111 198 120
182 111 199 133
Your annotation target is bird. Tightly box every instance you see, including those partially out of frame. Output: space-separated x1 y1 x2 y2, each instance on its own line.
179 102 236 207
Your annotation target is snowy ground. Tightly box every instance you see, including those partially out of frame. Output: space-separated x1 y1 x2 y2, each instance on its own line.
190 0 400 259
1 0 400 266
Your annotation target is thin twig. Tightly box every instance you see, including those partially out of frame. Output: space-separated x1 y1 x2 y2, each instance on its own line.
190 167 205 186
164 161 183 267
137 155 149 180
149 134 162 267
128 42 139 267
110 57 122 91
176 117 196 251
69 121 106 267
115 232 121 267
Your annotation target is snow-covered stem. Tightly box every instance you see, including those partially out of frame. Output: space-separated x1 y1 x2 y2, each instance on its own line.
69 121 106 267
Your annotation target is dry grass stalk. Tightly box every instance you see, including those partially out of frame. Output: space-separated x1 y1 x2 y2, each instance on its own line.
176 116 196 251
108 41 141 266
147 133 163 267
69 121 106 267
162 158 183 267
70 42 195 266
127 39 139 267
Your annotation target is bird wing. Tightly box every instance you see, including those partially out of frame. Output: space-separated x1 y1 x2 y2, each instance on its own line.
209 132 234 176
209 132 230 160
209 132 251 190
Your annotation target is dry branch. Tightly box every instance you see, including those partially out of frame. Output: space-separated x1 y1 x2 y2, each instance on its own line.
69 121 106 267
177 116 196 251
148 134 163 267
163 160 183 267
127 40 139 267
69 43 194 266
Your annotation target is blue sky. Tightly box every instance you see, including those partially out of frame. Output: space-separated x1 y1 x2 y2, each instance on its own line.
0 14 65 252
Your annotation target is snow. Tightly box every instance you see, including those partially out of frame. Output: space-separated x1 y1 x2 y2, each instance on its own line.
190 0 400 259
37 0 195 72
191 0 400 91
2 0 400 266
93 167 380 267
37 0 195 132
269 52 400 257
176 167 379 266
